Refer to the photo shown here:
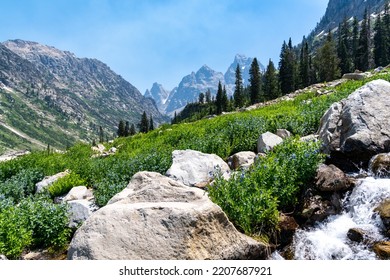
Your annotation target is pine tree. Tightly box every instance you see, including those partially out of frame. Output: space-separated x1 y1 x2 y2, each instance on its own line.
117 120 125 137
124 121 130 137
149 115 154 131
172 111 178 124
314 30 341 82
215 81 223 114
299 39 310 88
385 3 390 66
139 111 149 133
263 59 280 101
374 5 390 67
233 64 244 108
356 9 371 71
279 38 296 94
249 57 262 104
352 16 360 70
130 124 136 135
198 92 205 104
99 126 104 143
222 85 229 112
338 18 353 74
205 90 211 103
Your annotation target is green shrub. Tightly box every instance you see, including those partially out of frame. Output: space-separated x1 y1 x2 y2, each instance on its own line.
0 206 33 259
94 180 127 206
0 169 44 203
48 172 87 197
19 196 71 250
0 196 71 258
208 137 325 237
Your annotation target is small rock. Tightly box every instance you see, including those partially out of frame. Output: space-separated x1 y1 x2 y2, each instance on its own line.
109 147 117 153
257 132 283 153
347 228 367 243
276 129 292 139
374 199 390 231
373 241 390 260
315 164 350 192
300 193 341 224
166 150 231 187
63 186 93 202
35 170 69 193
0 255 7 260
227 151 256 170
342 72 367 80
92 144 105 153
369 153 390 177
277 214 299 247
300 134 319 142
67 199 97 228
374 66 384 73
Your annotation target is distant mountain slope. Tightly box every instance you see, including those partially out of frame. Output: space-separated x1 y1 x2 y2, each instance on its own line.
147 54 264 116
164 65 225 115
312 0 387 35
0 39 167 152
144 82 170 113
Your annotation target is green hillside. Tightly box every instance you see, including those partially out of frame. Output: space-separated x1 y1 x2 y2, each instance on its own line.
0 70 389 258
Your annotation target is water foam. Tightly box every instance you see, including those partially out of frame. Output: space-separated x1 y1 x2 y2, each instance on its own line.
292 177 390 260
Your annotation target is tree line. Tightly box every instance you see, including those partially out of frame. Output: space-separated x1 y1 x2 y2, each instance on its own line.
173 5 390 124
117 111 155 137
94 111 156 144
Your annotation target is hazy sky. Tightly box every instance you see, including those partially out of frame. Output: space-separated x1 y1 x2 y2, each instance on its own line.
1 0 328 93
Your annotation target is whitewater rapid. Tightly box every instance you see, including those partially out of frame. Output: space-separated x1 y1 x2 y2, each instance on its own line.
286 177 390 260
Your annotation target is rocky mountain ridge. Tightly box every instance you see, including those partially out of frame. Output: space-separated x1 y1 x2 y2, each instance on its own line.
147 54 265 116
0 39 167 152
312 0 387 37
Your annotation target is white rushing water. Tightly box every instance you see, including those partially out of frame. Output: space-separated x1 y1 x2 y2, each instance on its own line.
291 177 390 260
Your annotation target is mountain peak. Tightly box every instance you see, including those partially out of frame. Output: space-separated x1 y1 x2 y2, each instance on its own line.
145 82 171 113
234 54 249 61
198 64 213 72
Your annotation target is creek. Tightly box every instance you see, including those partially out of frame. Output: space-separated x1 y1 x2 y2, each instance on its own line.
273 177 390 260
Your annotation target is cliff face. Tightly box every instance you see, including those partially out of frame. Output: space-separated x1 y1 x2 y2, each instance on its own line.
315 0 386 33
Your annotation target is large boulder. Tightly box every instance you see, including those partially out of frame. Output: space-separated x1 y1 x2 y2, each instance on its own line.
257 132 283 153
318 80 390 167
166 150 230 187
315 164 350 192
227 151 256 170
67 171 268 260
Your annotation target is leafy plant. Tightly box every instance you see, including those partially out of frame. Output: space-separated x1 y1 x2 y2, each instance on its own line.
19 196 71 250
48 172 86 197
0 168 44 203
0 206 33 259
208 137 325 237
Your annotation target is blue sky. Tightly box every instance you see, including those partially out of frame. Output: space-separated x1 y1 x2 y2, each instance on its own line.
0 0 328 93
